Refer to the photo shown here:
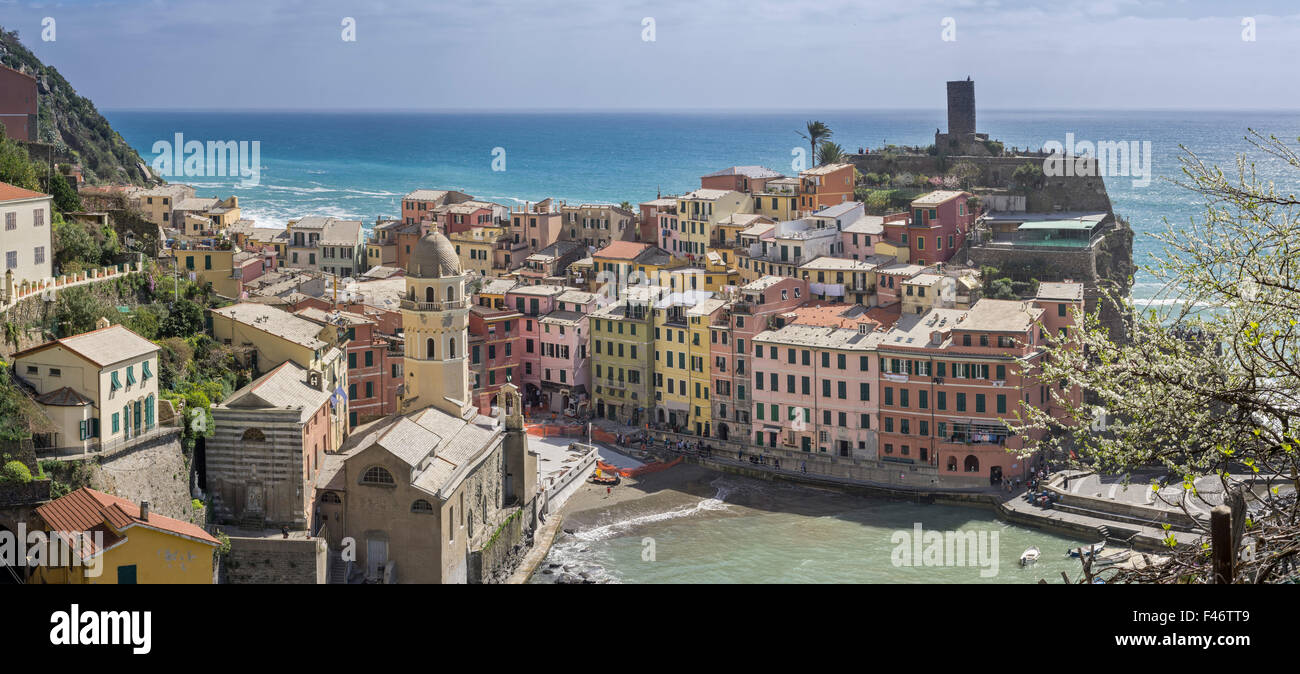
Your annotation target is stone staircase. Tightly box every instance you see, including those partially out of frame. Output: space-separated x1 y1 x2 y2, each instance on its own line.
239 512 266 531
327 550 347 584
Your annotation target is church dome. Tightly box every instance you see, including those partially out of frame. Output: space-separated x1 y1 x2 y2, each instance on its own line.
409 230 462 278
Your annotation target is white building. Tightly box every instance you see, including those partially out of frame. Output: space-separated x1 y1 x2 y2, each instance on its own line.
1 181 53 289
12 322 161 452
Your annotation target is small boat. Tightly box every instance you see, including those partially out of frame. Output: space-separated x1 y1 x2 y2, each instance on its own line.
1068 541 1106 558
1020 546 1040 566
1092 549 1132 567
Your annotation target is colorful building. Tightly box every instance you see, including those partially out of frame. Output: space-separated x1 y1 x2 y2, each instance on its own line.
751 308 881 458
468 303 523 414
12 323 161 453
797 163 855 214
31 487 218 584
873 295 1080 487
1 181 53 290
591 286 656 426
207 360 334 528
676 188 750 260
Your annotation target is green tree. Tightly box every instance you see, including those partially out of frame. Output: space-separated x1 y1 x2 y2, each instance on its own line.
53 286 111 335
0 136 39 191
53 218 99 273
47 171 81 213
1011 162 1043 192
160 299 204 338
798 121 833 167
1013 131 1300 583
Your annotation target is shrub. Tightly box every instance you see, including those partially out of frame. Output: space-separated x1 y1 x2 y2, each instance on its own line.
1 460 33 484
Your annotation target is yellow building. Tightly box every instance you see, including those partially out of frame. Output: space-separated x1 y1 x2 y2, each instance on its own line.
170 245 268 298
686 298 728 437
31 487 218 584
650 262 736 297
711 213 773 266
676 189 750 259
450 224 508 278
590 286 656 426
208 302 349 450
651 289 716 434
752 177 801 221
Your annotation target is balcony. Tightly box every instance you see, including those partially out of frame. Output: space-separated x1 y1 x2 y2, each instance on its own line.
400 298 467 311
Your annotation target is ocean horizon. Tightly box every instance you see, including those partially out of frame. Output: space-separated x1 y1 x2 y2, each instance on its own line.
104 108 1300 302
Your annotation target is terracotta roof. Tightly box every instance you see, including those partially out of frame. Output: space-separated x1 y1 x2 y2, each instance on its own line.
34 387 93 407
0 181 49 202
36 487 219 559
593 241 651 261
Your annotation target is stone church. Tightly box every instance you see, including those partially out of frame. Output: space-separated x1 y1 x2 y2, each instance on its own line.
315 230 538 583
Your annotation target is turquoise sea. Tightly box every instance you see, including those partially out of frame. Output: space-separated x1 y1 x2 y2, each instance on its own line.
105 109 1300 303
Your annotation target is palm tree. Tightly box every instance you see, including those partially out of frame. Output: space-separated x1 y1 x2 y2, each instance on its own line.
798 121 833 167
816 141 846 166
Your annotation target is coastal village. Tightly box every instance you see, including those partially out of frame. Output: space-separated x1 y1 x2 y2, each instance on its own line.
2 77 1202 585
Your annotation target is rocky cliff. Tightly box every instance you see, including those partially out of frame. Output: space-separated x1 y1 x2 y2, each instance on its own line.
0 27 153 185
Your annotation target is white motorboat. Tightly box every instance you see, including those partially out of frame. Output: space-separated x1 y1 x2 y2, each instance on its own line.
1020 546 1040 566
1092 548 1132 567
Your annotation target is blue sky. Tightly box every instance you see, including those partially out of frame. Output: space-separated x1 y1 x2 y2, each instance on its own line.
3 0 1298 110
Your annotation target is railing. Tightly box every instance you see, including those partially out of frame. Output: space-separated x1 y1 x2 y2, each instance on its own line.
400 298 467 311
35 418 182 460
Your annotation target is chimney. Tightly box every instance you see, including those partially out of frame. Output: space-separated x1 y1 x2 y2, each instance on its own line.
139 500 150 521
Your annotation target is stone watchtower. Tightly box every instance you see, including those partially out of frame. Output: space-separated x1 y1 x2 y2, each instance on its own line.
946 78 976 136
935 77 990 155
398 230 474 419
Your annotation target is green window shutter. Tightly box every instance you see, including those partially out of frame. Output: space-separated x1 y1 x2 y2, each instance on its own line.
142 360 152 380
126 366 136 385
111 371 121 391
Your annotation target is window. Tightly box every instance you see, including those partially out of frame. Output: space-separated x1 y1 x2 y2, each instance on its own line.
361 466 395 486
411 499 434 514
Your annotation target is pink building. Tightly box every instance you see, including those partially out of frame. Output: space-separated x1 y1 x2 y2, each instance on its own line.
294 307 401 428
708 276 808 444
504 284 565 410
700 166 782 193
400 189 473 225
751 304 882 459
840 214 884 261
469 304 523 414
509 201 564 255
